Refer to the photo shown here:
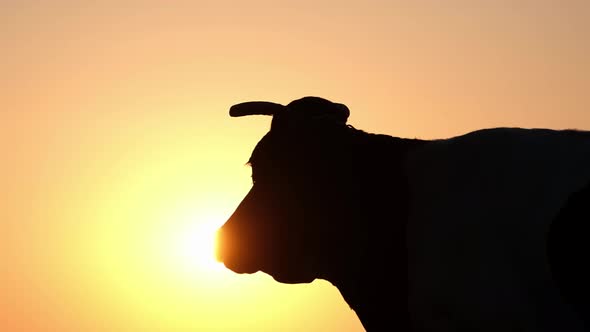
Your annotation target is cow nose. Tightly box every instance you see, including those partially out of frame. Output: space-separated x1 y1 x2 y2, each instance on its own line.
214 227 224 262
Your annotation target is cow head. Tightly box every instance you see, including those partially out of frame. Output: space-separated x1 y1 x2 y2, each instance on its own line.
216 96 365 284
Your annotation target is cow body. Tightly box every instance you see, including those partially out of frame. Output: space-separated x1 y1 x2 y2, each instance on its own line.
405 128 590 331
216 97 590 331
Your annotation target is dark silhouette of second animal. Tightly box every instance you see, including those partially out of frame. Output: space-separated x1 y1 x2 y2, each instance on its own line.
216 96 590 331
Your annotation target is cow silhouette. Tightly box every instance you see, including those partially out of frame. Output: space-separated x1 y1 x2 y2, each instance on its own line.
216 96 590 331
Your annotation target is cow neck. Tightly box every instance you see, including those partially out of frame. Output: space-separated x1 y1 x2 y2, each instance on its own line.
338 134 426 331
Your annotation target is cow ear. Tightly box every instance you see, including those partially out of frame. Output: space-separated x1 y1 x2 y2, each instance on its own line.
286 97 350 124
330 103 350 124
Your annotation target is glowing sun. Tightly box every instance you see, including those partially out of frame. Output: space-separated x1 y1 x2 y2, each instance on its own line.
163 209 225 274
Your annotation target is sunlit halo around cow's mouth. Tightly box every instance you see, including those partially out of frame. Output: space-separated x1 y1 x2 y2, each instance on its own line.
164 211 225 274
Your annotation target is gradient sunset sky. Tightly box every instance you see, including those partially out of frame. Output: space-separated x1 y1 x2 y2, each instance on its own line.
2 1 589 331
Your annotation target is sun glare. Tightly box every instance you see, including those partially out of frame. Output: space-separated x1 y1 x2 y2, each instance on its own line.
163 208 226 275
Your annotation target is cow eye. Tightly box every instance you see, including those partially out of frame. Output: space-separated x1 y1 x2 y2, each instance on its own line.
246 161 256 184
251 170 258 185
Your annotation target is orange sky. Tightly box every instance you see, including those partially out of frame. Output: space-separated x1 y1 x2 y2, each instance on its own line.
2 1 589 331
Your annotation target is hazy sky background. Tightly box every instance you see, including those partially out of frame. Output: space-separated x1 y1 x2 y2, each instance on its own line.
2 1 589 331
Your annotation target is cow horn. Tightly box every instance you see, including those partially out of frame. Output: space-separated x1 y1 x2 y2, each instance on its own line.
229 101 286 117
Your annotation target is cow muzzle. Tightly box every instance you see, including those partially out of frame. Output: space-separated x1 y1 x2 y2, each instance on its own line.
215 226 260 274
